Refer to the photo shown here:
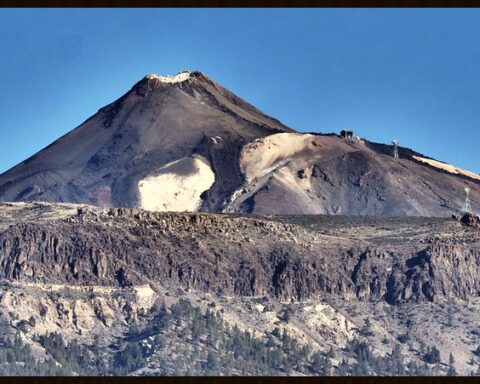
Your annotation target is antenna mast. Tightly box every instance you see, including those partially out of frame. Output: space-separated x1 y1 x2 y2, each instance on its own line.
392 140 399 159
463 187 472 215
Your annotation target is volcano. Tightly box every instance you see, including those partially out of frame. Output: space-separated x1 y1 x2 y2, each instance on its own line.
0 70 478 216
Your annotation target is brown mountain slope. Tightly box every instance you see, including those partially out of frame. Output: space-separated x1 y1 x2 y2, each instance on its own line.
225 133 480 216
0 71 478 216
0 71 293 211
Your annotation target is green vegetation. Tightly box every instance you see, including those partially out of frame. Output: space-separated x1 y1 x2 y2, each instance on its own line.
281 303 295 323
107 299 453 376
38 332 105 375
424 346 441 364
112 342 148 375
360 318 374 337
0 301 461 376
343 339 437 376
447 353 457 377
0 321 69 376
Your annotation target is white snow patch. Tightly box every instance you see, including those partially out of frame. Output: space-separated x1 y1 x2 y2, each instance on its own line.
145 71 191 83
413 156 480 181
137 155 215 212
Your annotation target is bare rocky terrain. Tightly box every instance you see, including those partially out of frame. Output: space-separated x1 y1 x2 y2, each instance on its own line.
0 71 292 214
0 70 479 376
1 202 480 376
0 71 478 216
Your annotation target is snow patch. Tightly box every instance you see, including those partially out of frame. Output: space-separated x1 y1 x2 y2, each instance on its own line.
413 156 480 181
137 155 215 212
145 71 191 84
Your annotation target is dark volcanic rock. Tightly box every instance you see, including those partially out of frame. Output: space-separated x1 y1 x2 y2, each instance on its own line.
0 71 478 216
1 203 479 305
0 71 292 212
461 213 480 228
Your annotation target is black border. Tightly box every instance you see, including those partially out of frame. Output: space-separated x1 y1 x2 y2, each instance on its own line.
0 375 480 383
1 0 480 8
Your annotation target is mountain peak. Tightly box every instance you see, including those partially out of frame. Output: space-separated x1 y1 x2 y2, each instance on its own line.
0 69 294 212
144 70 192 84
1 70 476 217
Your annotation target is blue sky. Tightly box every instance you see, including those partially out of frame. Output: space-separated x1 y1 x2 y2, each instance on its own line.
0 9 479 174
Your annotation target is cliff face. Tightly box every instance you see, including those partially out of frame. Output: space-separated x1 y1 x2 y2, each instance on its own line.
1 203 479 305
1 203 480 375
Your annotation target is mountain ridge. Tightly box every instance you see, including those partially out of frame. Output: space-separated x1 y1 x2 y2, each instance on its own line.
0 70 478 216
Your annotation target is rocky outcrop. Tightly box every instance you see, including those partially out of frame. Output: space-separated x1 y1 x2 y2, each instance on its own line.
461 213 480 229
0 204 479 305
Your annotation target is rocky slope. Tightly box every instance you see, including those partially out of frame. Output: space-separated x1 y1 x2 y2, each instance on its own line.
0 71 478 216
1 202 480 375
228 133 480 216
0 71 292 213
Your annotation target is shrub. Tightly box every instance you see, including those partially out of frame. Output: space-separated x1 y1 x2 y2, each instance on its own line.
28 316 36 328
473 346 480 357
424 346 441 364
113 342 147 375
16 320 29 333
397 333 409 344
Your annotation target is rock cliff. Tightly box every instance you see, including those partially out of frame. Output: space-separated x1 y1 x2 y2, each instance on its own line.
1 203 479 305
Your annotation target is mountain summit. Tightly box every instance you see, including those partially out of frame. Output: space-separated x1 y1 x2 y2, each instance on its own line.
0 71 478 216
0 71 292 212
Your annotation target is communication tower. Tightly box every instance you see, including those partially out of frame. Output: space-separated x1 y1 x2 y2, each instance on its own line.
392 140 399 159
463 187 472 215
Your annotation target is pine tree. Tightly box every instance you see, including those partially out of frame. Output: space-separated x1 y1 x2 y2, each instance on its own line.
328 346 336 358
311 351 323 374
447 305 454 327
336 358 349 375
424 345 441 364
447 353 457 376
206 351 219 373
361 318 374 336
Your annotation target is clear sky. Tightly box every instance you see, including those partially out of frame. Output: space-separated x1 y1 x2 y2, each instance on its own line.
0 9 479 174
